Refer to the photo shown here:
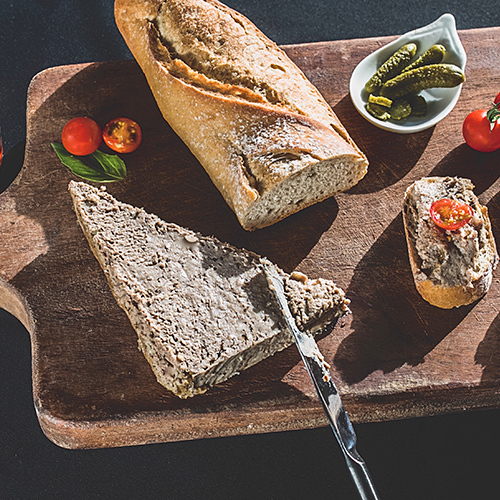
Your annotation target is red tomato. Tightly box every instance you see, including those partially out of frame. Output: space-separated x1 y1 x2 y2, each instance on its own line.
61 117 102 156
102 117 142 153
463 103 500 153
495 91 500 105
430 198 473 231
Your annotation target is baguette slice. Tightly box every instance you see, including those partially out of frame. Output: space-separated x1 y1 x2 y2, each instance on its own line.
69 181 350 398
403 176 498 309
114 0 368 230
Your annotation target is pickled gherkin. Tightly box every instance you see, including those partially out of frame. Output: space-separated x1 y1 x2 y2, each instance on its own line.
379 63 465 99
368 94 393 108
363 41 463 122
389 100 412 120
364 43 417 94
366 102 391 121
403 44 446 72
407 94 427 116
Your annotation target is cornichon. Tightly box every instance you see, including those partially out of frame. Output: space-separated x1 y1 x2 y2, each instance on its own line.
389 99 412 120
379 63 465 99
366 102 391 121
368 94 393 107
364 43 417 94
406 94 427 116
403 44 446 72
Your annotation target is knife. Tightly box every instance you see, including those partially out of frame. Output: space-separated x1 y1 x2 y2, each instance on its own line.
263 262 379 500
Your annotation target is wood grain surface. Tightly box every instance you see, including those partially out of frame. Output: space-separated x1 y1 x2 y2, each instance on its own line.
1 28 500 449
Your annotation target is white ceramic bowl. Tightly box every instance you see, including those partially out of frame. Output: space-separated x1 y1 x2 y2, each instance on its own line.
349 13 467 134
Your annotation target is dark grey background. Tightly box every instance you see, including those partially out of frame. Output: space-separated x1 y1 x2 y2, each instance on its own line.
1 1 499 499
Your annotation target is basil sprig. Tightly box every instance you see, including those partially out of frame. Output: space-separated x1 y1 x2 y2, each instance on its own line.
51 143 127 182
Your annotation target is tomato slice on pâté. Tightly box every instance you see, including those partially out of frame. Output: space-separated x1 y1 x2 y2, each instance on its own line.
430 198 473 230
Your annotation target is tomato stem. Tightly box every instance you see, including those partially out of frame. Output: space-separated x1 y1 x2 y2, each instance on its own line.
487 101 500 130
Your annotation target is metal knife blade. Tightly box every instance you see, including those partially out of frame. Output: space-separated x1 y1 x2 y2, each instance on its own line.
263 262 379 500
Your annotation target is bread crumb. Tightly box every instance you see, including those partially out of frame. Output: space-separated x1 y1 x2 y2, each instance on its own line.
290 271 307 283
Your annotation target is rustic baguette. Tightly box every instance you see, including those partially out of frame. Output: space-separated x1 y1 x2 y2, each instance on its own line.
68 181 350 398
403 176 498 309
114 0 368 230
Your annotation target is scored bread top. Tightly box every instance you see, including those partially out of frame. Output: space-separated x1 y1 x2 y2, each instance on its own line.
151 0 351 139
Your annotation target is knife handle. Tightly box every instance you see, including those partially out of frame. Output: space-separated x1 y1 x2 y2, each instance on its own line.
262 262 380 499
345 455 380 500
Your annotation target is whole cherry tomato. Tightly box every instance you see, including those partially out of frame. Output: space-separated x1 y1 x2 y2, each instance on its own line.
61 117 102 156
463 102 500 153
430 198 473 231
495 91 500 105
102 117 142 153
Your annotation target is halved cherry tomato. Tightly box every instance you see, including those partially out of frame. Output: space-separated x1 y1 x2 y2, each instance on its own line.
102 117 142 153
463 102 500 153
61 117 102 156
430 198 473 230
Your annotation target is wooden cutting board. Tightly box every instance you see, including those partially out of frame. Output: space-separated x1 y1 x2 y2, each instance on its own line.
2 27 500 450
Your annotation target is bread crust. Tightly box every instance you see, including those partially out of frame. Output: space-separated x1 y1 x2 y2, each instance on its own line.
114 0 368 230
403 176 498 309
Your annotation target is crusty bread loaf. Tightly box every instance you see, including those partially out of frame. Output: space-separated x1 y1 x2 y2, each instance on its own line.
68 181 350 398
114 0 368 231
403 176 498 309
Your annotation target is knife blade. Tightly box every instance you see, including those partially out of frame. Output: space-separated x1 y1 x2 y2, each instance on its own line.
263 262 379 500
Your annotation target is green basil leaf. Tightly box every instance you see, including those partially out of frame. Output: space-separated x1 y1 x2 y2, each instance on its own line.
51 143 127 182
